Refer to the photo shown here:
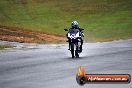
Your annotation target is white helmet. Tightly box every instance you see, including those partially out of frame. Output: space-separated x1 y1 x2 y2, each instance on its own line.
71 21 79 29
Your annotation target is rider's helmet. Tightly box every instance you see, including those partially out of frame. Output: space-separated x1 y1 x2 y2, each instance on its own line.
71 21 79 29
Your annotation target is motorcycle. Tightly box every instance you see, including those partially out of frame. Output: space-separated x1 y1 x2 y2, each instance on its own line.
64 28 84 58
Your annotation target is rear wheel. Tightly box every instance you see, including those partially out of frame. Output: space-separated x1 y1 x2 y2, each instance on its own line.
71 43 74 58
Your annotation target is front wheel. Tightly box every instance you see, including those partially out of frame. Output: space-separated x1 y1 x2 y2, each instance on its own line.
75 44 79 58
71 43 74 58
75 51 79 58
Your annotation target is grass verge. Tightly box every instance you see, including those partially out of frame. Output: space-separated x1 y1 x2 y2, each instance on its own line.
0 45 13 49
0 0 132 42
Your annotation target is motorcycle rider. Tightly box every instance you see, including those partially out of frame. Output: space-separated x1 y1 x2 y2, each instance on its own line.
66 21 84 52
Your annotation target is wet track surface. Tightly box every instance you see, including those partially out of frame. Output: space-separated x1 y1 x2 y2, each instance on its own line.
0 40 132 88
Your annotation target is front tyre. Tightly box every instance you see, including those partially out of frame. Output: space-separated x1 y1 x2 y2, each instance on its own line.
75 45 79 58
71 43 74 58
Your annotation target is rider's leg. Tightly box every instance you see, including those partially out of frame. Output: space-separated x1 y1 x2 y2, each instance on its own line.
80 38 83 52
67 38 71 50
68 41 70 50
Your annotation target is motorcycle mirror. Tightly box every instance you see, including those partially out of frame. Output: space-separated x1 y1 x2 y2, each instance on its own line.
64 29 68 31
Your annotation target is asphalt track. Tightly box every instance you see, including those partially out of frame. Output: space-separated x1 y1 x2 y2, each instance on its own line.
0 39 132 88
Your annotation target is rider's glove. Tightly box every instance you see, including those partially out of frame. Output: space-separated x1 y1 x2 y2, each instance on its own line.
82 33 84 37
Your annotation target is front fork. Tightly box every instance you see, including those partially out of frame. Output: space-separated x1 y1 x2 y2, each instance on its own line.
69 39 81 51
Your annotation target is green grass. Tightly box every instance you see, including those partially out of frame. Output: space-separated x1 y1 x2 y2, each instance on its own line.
0 0 132 42
0 45 13 49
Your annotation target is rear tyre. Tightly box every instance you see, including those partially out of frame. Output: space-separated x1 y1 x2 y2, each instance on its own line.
71 43 74 58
